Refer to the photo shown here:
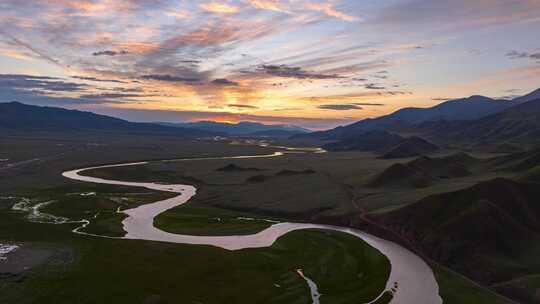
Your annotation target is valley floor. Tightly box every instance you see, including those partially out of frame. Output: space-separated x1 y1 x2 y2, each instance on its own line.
1 133 533 303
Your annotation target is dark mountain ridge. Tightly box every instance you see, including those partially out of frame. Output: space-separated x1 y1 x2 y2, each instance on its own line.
298 88 539 141
300 95 513 140
0 101 217 137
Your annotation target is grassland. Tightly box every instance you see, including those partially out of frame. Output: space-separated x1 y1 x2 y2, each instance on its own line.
154 205 278 236
1 133 528 303
434 265 516 304
0 200 391 304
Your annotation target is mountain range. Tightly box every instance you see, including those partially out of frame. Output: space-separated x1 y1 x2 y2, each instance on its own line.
0 102 217 137
298 88 540 141
0 101 310 139
158 121 309 137
302 88 540 153
421 96 540 145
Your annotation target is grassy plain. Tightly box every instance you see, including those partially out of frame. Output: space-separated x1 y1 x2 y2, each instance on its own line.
1 133 523 303
0 200 391 304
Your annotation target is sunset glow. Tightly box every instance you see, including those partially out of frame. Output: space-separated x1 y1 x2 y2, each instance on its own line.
1 0 539 129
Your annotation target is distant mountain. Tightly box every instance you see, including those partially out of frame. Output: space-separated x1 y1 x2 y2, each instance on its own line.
159 121 309 136
298 88 540 141
0 102 217 137
511 88 540 104
425 98 540 145
299 95 511 140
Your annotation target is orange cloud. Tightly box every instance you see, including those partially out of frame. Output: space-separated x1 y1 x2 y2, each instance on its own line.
166 10 191 19
117 42 161 55
0 48 32 60
248 0 288 13
200 2 241 14
304 2 359 22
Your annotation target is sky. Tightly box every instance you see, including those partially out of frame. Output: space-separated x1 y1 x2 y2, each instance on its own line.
1 0 539 130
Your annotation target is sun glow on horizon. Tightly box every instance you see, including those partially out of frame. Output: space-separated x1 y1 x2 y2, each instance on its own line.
1 0 539 128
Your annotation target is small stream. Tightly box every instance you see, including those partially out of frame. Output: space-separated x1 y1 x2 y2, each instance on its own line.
296 269 322 304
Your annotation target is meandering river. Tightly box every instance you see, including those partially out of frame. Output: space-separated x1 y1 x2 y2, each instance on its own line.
62 151 442 304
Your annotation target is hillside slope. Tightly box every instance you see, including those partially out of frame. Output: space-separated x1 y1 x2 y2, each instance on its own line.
378 178 540 303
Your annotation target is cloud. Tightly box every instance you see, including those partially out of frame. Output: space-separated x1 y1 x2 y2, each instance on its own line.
0 32 61 66
141 74 201 83
255 64 342 79
0 74 118 105
92 50 129 56
0 74 60 81
200 2 241 14
79 93 153 99
0 74 87 92
180 60 202 64
212 78 239 86
304 2 359 22
365 83 386 90
352 102 384 106
248 0 288 13
318 104 362 110
72 76 127 83
316 101 384 111
370 0 540 32
227 104 258 109
166 10 191 19
0 48 32 60
506 50 540 62
89 106 354 130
